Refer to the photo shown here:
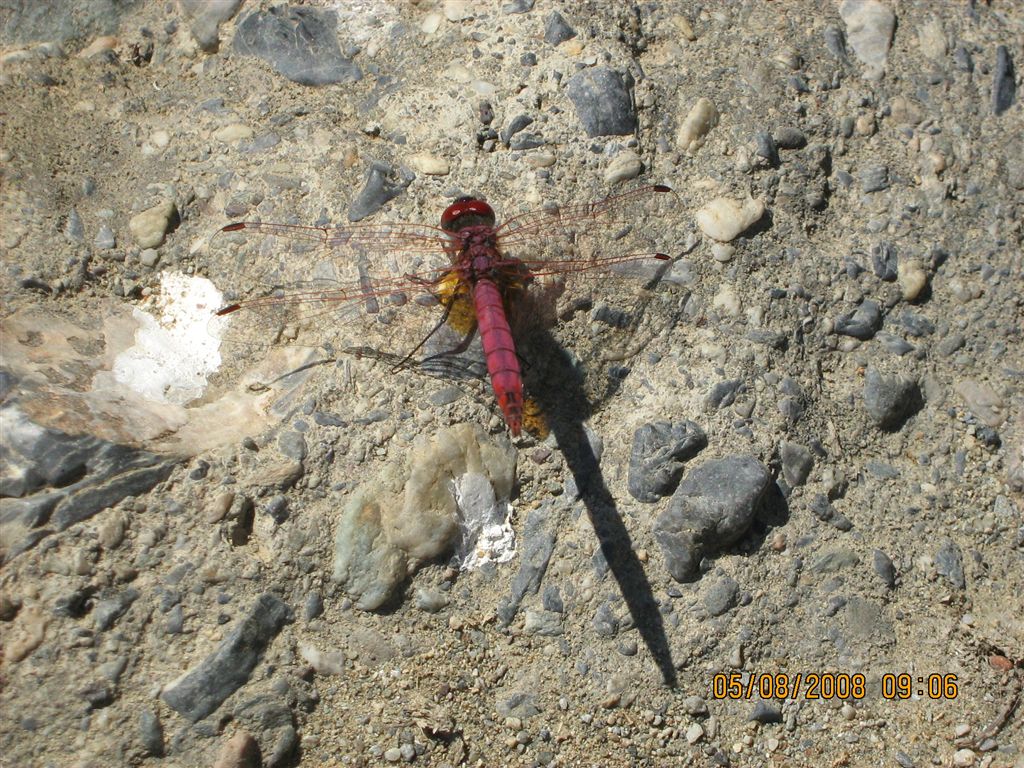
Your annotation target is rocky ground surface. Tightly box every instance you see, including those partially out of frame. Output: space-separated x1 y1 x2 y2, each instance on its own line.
1 1 1022 767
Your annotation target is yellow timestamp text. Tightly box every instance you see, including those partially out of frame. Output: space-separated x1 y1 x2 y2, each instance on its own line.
710 672 959 700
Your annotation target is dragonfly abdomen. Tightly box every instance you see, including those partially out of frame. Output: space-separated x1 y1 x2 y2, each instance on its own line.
473 277 523 436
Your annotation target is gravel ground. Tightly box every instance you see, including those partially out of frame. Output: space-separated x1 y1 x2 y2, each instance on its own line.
1 1 1022 767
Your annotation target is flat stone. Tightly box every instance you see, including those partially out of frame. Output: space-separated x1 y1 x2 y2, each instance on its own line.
676 97 719 152
863 366 922 430
653 456 772 582
695 197 765 242
161 593 292 722
232 5 361 86
566 67 637 137
129 200 177 248
627 420 708 502
839 0 896 80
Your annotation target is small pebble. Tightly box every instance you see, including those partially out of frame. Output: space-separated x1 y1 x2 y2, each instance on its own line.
604 151 642 184
695 197 765 242
677 97 719 152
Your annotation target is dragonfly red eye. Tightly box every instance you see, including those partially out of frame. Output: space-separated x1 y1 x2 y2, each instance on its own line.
441 197 495 231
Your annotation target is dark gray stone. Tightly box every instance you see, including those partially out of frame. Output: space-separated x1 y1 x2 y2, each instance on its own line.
138 708 164 756
871 241 898 281
566 68 637 137
497 503 556 625
542 585 563 613
860 164 890 193
500 114 534 145
750 701 783 723
705 379 744 410
348 161 414 222
873 549 896 589
935 539 965 589
779 442 813 487
94 588 139 631
992 45 1016 115
823 25 847 60
703 575 739 616
180 0 242 52
812 547 860 573
544 11 576 45
863 366 922 430
303 591 323 620
773 126 806 149
627 420 707 502
809 493 853 531
835 299 882 340
161 593 293 722
754 131 779 166
232 6 361 86
502 0 535 13
898 311 935 337
592 601 619 637
64 209 84 243
653 456 772 582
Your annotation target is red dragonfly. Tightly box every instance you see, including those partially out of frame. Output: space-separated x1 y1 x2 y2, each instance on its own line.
210 185 680 436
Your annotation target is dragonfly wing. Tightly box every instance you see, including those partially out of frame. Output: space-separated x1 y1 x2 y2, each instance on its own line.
206 221 463 384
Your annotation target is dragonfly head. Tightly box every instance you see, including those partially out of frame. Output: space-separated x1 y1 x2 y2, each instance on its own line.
441 197 496 232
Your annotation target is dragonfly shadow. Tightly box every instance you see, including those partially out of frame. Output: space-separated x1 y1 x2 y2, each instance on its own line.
521 327 678 688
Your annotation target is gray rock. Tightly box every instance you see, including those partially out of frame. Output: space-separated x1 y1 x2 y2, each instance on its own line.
812 547 860 572
544 11 576 45
94 588 139 631
138 708 164 756
705 378 744 410
873 549 896 589
161 593 293 722
754 131 779 167
627 420 707 502
523 610 563 636
542 585 563 613
653 456 772 582
414 587 448 613
871 241 898 281
64 209 84 243
0 405 174 564
779 442 813 487
500 114 534 145
502 0 534 12
750 700 783 723
898 311 934 337
165 604 185 635
302 591 323 620
835 299 882 339
497 692 541 720
703 575 739 616
348 160 414 222
839 0 895 79
233 696 296 768
992 45 1016 115
592 602 619 637
823 25 848 60
935 538 965 589
566 67 637 137
94 223 115 249
809 493 853 531
773 126 806 149
860 164 890 192
232 6 361 86
277 430 306 461
181 0 242 52
498 503 556 625
863 366 922 429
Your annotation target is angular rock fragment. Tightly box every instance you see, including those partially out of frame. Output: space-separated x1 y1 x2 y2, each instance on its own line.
161 594 292 722
653 456 772 582
627 420 707 502
232 5 361 86
566 68 637 137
